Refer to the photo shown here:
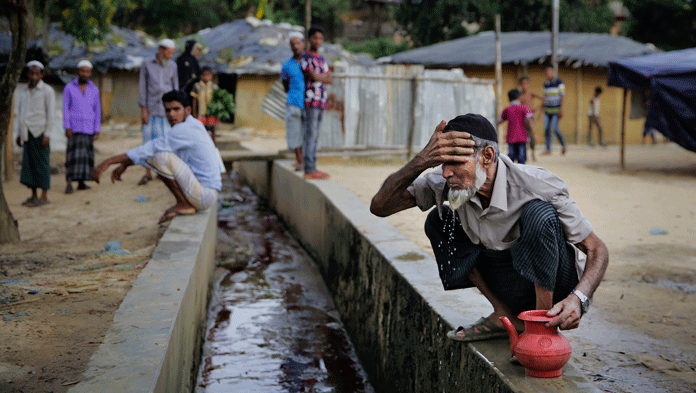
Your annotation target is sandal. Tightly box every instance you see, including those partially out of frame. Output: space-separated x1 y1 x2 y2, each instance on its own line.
21 197 37 206
26 199 50 208
137 175 153 186
303 170 330 180
446 317 516 342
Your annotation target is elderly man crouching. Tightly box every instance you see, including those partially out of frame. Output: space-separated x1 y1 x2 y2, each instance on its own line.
92 90 221 223
370 114 608 340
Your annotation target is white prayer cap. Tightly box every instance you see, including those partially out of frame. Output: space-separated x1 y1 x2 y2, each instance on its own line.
26 60 44 69
159 38 176 49
77 60 93 69
289 32 304 41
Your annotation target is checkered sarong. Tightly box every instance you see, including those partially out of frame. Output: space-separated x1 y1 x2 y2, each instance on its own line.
146 151 218 210
65 133 94 181
425 199 579 315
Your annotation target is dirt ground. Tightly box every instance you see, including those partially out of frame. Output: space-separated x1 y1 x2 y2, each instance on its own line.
2 123 695 392
0 126 174 393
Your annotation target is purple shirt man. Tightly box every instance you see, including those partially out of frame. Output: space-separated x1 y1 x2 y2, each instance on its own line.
63 79 101 135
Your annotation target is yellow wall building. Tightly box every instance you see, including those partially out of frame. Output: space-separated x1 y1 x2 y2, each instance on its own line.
388 31 659 147
464 63 648 146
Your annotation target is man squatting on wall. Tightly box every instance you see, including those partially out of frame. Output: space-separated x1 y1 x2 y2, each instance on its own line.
370 114 608 340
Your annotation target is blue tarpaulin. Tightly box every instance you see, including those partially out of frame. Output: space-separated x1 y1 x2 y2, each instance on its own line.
608 48 696 153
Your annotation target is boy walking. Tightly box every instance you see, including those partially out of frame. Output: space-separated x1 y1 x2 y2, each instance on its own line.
541 63 567 155
301 26 332 180
499 89 536 164
587 87 605 147
281 32 306 170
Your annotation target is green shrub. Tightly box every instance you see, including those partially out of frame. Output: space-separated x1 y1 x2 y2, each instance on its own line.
206 89 235 122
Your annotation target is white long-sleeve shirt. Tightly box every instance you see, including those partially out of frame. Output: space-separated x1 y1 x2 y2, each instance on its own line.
14 80 56 141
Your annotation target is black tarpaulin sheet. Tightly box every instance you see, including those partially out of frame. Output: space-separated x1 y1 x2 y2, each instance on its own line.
608 48 696 152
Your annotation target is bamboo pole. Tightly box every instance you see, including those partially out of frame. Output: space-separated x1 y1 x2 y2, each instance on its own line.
620 88 627 170
495 14 503 142
575 67 583 144
406 76 418 159
305 0 311 33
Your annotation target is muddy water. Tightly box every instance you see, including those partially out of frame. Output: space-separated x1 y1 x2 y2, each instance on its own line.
194 174 375 393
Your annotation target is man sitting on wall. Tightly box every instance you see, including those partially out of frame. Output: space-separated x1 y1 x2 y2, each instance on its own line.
370 114 608 340
92 90 222 223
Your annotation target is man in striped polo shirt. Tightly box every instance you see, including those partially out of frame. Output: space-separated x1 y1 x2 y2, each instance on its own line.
542 63 567 155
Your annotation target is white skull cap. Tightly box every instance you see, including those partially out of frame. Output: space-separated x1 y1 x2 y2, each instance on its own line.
159 38 176 49
77 60 93 69
289 32 304 41
26 60 44 69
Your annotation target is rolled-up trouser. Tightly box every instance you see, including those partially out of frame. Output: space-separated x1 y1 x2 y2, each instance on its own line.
146 151 218 211
424 200 579 315
285 104 304 150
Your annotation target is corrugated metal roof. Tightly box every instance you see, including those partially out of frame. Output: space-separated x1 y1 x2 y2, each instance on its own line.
382 31 659 68
193 17 373 75
1 18 372 76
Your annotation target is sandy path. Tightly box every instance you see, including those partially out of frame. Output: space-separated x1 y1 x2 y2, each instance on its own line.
317 143 696 392
0 129 175 393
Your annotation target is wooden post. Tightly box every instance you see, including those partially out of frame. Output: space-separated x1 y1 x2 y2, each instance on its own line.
620 88 627 170
494 14 503 141
305 0 312 33
406 76 418 159
551 0 559 75
575 67 583 144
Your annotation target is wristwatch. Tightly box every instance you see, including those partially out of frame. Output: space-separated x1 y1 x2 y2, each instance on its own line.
571 289 591 315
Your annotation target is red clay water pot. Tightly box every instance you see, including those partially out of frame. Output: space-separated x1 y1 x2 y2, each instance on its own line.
500 310 572 378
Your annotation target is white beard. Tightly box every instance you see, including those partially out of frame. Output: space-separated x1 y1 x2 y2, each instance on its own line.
447 161 486 211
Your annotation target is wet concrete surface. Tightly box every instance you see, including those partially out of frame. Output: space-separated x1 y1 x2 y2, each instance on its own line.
194 173 375 393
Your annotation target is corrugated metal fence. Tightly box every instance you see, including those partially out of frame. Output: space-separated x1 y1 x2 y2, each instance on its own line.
319 65 496 153
262 64 496 154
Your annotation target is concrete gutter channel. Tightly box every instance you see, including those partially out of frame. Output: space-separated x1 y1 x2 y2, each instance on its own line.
67 150 601 392
68 206 218 393
235 159 604 393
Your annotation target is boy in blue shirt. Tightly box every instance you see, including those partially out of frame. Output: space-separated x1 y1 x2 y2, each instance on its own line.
281 32 306 170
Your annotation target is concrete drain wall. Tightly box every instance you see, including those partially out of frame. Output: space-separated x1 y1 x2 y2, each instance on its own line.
237 159 602 393
68 206 218 393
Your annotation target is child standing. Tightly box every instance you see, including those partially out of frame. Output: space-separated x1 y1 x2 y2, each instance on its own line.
499 89 537 164
587 86 605 146
518 76 543 161
190 67 219 141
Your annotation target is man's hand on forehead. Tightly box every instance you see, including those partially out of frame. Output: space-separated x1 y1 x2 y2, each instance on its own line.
417 120 476 168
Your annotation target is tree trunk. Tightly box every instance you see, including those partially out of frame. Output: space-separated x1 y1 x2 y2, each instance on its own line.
0 0 31 244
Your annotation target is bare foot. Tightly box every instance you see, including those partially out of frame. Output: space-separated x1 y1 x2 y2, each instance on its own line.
159 205 197 223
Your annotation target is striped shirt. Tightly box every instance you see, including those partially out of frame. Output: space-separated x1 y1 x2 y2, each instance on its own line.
543 78 565 114
407 154 593 250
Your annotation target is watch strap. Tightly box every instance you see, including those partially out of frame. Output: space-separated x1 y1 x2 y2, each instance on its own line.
571 289 590 314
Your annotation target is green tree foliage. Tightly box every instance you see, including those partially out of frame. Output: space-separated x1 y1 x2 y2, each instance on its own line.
110 0 235 37
397 0 615 48
344 37 410 59
59 0 116 44
622 0 696 50
33 0 116 44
